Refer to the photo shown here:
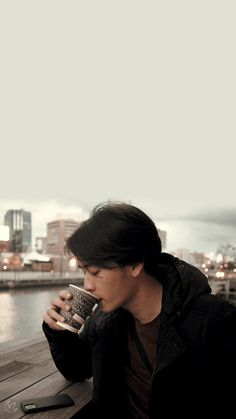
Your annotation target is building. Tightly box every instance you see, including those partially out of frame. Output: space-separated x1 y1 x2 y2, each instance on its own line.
216 244 236 264
0 226 10 252
46 219 79 255
46 219 80 272
158 229 167 249
4 209 32 253
175 248 205 267
0 252 23 270
0 226 9 241
0 241 10 252
35 237 47 254
23 251 53 271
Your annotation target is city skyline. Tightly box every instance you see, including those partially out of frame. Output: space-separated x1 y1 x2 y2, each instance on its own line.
1 200 236 255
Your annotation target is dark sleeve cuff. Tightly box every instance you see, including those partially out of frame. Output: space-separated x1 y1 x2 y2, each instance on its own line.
42 321 77 342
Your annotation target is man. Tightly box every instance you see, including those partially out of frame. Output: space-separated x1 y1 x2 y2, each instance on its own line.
43 202 236 418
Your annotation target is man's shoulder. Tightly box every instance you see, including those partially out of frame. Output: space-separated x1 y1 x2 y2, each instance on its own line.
191 292 236 318
159 252 208 284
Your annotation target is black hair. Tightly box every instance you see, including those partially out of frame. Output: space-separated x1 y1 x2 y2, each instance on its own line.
65 202 162 277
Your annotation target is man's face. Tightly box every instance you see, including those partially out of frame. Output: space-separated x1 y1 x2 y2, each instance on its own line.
77 262 138 313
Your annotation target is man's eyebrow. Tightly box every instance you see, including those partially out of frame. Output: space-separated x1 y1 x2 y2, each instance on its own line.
78 263 90 269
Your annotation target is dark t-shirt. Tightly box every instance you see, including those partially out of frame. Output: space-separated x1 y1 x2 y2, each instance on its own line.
125 314 160 419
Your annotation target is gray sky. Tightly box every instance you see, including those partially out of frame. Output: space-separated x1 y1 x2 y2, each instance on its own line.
0 1 236 253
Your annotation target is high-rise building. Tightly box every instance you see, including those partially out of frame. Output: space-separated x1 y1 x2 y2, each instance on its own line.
4 209 32 253
158 229 167 249
46 219 79 255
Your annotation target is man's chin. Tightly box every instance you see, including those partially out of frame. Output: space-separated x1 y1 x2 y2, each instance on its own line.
99 300 114 313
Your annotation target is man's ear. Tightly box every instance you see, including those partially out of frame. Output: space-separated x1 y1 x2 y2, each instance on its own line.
131 262 144 277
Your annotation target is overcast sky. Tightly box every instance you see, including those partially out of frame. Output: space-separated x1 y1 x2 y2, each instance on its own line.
0 1 235 253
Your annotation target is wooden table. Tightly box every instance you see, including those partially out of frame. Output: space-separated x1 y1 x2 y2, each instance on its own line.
0 332 92 418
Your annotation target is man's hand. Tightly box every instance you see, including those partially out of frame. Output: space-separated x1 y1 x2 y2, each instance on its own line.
43 289 72 331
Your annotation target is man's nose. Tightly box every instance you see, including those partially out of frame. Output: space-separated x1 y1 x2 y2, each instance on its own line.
83 272 96 293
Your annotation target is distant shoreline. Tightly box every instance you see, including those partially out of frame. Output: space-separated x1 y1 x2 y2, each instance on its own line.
0 277 83 290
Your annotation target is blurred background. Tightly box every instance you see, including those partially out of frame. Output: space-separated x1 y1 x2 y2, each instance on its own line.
0 0 235 344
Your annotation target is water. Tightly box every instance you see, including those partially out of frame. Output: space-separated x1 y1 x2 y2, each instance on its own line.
0 286 67 345
1 281 234 347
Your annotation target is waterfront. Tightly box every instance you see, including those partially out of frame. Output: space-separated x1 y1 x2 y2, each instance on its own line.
0 286 69 345
1 277 235 346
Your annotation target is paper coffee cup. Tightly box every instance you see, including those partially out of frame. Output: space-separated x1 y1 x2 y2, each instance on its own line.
57 284 99 333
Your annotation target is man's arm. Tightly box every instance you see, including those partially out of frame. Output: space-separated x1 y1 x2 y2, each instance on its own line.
42 320 93 381
42 289 93 381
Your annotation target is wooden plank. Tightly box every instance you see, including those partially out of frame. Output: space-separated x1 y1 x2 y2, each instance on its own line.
0 347 51 381
0 371 71 419
18 348 51 365
0 360 34 382
0 359 57 402
0 341 48 366
24 381 93 419
18 348 51 366
0 372 92 419
0 332 45 356
0 336 92 418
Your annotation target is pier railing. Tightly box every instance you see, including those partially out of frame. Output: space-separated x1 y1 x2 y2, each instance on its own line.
0 271 84 289
208 277 236 306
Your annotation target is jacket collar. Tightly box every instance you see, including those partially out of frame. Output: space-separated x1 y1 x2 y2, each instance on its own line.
154 311 187 374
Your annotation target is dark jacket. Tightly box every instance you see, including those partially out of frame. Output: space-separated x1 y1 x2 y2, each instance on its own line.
43 253 236 418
